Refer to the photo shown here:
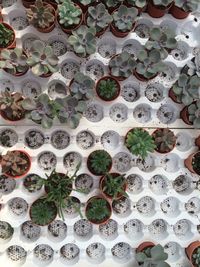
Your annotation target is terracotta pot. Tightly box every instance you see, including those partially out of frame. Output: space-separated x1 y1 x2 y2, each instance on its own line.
147 0 173 18
0 23 16 50
2 150 31 179
195 136 200 148
136 242 155 253
170 4 190 19
35 3 56 33
152 128 176 154
184 151 200 175
85 196 112 224
186 241 200 267
84 11 109 37
168 88 182 104
87 150 112 176
180 106 193 126
134 70 157 82
96 76 121 101
110 21 135 38
22 0 35 8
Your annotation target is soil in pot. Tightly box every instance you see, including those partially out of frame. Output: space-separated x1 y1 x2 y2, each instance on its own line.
96 76 120 101
87 150 112 176
184 152 200 175
170 4 190 19
147 0 172 18
0 23 16 50
152 128 176 153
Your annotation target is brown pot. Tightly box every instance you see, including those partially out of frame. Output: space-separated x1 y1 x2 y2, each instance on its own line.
168 88 182 104
147 0 173 18
0 23 16 50
35 3 56 33
184 151 200 175
22 0 35 8
96 76 121 101
152 128 176 154
170 4 190 19
180 106 193 126
134 70 157 82
136 242 155 253
195 136 200 148
0 12 3 22
110 22 135 38
186 241 200 266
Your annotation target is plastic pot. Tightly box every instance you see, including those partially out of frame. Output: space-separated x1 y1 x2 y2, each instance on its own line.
96 76 121 102
0 23 16 50
186 241 200 267
147 0 172 18
170 4 190 19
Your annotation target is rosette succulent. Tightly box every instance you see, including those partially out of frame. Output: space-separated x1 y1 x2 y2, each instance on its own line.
126 0 147 8
103 0 123 8
186 55 200 77
187 100 200 129
173 0 199 12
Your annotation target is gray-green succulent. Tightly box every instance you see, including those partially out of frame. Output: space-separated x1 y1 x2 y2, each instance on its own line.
68 26 96 57
186 55 200 77
112 5 138 32
103 0 123 8
187 100 200 129
126 0 147 8
75 0 96 5
192 247 200 266
174 0 199 12
152 0 173 7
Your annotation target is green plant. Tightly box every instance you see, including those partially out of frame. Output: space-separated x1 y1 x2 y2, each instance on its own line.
86 197 111 223
22 94 56 129
192 152 200 175
30 198 57 226
136 244 170 267
87 3 112 33
103 0 123 8
27 40 59 76
145 27 177 59
102 173 127 199
0 48 28 75
88 150 112 175
112 5 138 32
27 0 54 29
126 0 147 8
152 0 173 6
57 0 82 28
0 90 24 120
0 23 14 48
0 221 14 240
70 72 95 100
97 78 119 100
136 49 167 79
153 128 176 153
68 26 96 57
109 51 136 78
186 56 200 77
125 128 156 159
192 246 200 266
174 0 199 12
187 100 200 129
172 73 200 106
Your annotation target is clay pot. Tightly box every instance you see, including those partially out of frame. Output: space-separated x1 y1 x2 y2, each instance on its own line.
168 88 182 104
46 0 57 10
96 76 121 101
134 70 157 82
110 22 135 38
136 242 155 253
147 0 173 18
170 4 190 19
0 23 16 50
186 241 200 267
180 106 193 126
195 136 200 148
184 151 200 175
22 0 35 8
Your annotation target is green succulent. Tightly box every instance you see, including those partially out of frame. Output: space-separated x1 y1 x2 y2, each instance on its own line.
86 197 111 223
192 152 200 175
97 77 119 100
145 27 177 59
0 23 14 48
112 5 138 32
187 100 200 129
68 26 96 57
27 40 59 76
186 56 200 77
125 0 147 8
174 0 199 12
193 247 200 266
103 0 123 8
70 72 95 100
125 128 156 159
0 48 28 75
88 150 112 175
109 51 136 79
58 0 82 28
153 128 176 153
27 0 55 29
87 3 112 33
172 73 200 106
152 0 173 6
136 49 167 79
136 244 170 267
102 173 127 199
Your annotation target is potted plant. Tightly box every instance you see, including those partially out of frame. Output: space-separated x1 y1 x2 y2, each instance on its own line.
111 5 138 38
136 243 170 266
87 150 112 176
125 128 156 159
0 23 15 50
145 26 177 60
96 76 120 101
57 0 83 34
0 48 29 76
85 196 111 224
22 0 35 8
170 0 199 19
0 221 14 241
73 0 96 13
68 25 96 57
147 0 174 18
26 40 59 77
180 100 200 128
152 128 176 153
100 173 127 200
0 150 31 178
124 0 147 13
169 74 200 105
109 51 136 81
69 72 95 100
184 151 200 175
0 90 25 121
27 0 56 33
186 241 200 267
135 49 166 82
86 3 113 37
186 56 200 77
103 0 123 12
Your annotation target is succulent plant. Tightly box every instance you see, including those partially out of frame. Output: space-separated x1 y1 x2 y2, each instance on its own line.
1 151 30 177
68 25 96 57
145 27 177 59
103 0 123 8
54 95 87 129
87 3 112 33
97 77 119 100
0 48 28 75
136 244 170 267
109 51 136 79
0 221 14 240
152 0 173 6
102 173 127 199
174 0 199 12
172 73 200 106
27 0 55 29
125 128 156 159
57 0 82 28
27 40 59 76
22 94 56 129
88 150 112 175
192 247 200 266
112 5 138 32
192 152 200 175
153 128 176 153
70 72 95 100
0 90 24 120
136 49 167 79
0 23 14 48
187 100 200 129
126 0 147 8
186 55 200 77
74 0 96 5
